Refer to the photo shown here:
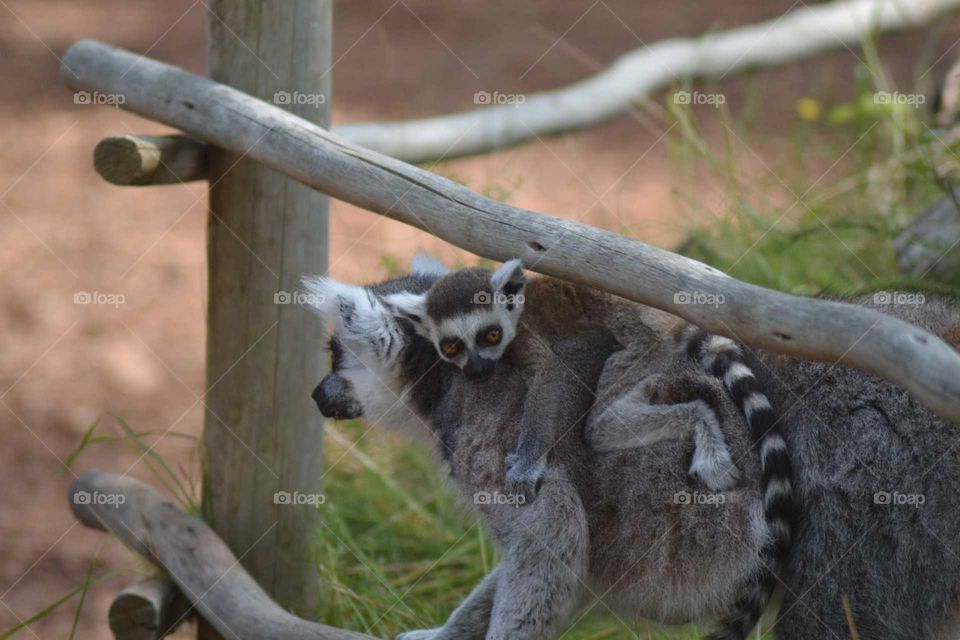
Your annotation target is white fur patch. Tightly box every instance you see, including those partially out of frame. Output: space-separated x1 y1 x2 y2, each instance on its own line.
743 392 772 421
411 251 450 278
723 362 754 387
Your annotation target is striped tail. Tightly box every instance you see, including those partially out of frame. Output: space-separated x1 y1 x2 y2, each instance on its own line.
683 328 797 640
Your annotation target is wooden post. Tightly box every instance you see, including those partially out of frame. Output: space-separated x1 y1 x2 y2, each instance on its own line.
202 0 331 625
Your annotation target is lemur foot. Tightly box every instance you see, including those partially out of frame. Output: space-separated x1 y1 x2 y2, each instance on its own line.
688 441 740 491
396 629 441 640
504 452 546 504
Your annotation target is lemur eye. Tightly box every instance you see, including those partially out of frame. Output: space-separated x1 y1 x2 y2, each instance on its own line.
440 339 462 357
482 327 502 345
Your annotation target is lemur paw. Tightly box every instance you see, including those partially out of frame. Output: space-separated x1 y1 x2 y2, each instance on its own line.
688 446 740 491
396 629 441 640
504 452 546 504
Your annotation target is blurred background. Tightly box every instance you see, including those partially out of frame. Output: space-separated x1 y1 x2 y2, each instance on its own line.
3 1 960 638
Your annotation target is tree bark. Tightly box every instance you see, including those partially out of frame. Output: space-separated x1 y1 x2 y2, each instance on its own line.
201 0 331 622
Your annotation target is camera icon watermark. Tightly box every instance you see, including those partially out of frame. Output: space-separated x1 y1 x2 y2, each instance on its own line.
873 291 925 307
273 91 327 107
273 490 326 506
673 91 725 108
673 490 726 507
275 290 325 306
474 91 526 107
74 90 126 107
473 490 526 507
873 490 924 508
471 291 524 306
874 91 926 107
673 290 725 308
74 291 125 308
73 490 126 508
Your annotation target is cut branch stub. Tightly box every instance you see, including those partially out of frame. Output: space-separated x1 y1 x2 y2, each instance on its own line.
93 135 208 185
69 471 375 640
108 577 192 640
60 39 960 423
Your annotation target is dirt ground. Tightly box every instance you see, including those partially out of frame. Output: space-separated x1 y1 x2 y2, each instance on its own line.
0 1 955 637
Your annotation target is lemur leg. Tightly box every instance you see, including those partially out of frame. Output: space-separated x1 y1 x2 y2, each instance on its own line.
396 568 499 640
587 375 739 490
506 328 619 502
486 466 588 640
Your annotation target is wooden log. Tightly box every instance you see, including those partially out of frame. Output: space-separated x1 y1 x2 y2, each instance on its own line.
334 0 960 162
108 577 191 640
200 1 330 622
69 471 374 640
59 39 960 424
93 135 208 185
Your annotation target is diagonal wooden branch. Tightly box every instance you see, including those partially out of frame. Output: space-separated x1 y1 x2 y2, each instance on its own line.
69 471 375 640
60 39 960 424
335 0 960 162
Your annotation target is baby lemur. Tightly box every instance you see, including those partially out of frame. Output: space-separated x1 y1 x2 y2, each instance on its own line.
385 260 795 638
305 258 786 640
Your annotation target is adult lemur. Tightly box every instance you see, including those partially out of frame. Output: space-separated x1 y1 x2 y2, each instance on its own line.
305 257 782 640
309 256 960 639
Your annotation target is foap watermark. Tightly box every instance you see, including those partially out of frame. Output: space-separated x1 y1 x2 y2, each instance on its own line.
673 90 725 107
673 490 726 507
874 91 926 107
275 290 325 306
273 91 327 107
474 91 526 107
673 290 725 308
873 291 925 308
74 90 126 107
74 291 125 308
874 490 925 508
273 490 326 506
73 490 126 507
474 490 526 507
472 291 524 306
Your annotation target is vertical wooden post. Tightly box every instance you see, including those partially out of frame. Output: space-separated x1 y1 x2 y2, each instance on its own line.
202 0 331 626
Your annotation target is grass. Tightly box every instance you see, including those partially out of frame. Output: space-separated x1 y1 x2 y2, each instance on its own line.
16 42 960 640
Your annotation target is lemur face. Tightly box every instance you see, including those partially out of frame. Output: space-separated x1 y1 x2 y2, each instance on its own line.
385 259 527 381
302 253 450 427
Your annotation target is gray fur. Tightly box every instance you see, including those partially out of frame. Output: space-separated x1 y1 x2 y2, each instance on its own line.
308 271 769 640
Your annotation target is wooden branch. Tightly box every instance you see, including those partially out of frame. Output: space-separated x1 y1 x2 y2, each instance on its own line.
70 471 374 640
108 577 191 640
60 39 960 424
93 135 208 185
333 0 960 162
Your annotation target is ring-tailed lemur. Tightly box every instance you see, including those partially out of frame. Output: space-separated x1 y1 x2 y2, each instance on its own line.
386 260 795 640
306 259 960 640
304 257 776 640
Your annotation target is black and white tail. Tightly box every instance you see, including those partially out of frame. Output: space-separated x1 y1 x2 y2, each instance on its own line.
683 328 797 640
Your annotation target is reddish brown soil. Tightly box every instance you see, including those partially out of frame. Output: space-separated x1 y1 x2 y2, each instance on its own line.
0 1 955 637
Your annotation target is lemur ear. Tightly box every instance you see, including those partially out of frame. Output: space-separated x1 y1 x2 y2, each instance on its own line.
490 259 526 297
382 292 428 334
300 275 348 319
300 276 389 338
411 251 450 278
